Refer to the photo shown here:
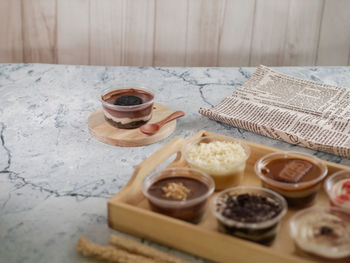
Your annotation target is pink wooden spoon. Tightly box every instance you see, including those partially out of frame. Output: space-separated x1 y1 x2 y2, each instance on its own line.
140 111 185 135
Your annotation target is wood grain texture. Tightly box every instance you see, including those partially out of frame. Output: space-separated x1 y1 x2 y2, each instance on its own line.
281 0 324 66
0 0 23 62
57 0 90 65
250 0 290 66
0 0 349 66
89 0 123 66
185 0 225 66
153 0 188 66
218 0 255 66
122 0 155 66
21 0 57 63
316 0 350 66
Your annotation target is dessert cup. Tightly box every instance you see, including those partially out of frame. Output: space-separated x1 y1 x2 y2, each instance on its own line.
182 135 250 190
212 186 287 245
325 170 350 210
101 85 154 129
289 206 350 259
142 168 215 223
255 151 327 207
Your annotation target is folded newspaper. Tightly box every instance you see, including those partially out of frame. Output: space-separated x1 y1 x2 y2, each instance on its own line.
199 65 350 158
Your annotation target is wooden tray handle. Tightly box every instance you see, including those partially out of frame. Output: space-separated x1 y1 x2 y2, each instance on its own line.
112 130 208 203
112 137 185 203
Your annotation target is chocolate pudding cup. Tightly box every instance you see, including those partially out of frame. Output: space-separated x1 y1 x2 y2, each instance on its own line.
142 168 215 223
182 136 250 190
325 170 350 210
289 206 350 259
101 85 154 129
212 186 287 245
255 151 328 207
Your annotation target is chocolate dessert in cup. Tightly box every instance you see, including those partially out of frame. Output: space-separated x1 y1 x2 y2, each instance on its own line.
142 168 215 223
325 170 350 210
289 206 350 259
182 136 250 190
101 85 154 129
211 186 287 245
255 151 327 207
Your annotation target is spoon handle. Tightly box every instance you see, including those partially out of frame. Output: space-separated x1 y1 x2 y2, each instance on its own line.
158 111 185 126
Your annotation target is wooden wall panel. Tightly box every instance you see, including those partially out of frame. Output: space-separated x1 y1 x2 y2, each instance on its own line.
281 0 324 66
90 0 123 66
153 0 188 66
0 0 23 62
185 0 226 66
57 0 90 65
21 0 57 63
217 0 255 66
316 0 350 66
250 0 290 66
0 0 349 66
122 0 155 66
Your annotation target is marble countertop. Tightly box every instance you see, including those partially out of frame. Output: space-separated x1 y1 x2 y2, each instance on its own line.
1 64 350 263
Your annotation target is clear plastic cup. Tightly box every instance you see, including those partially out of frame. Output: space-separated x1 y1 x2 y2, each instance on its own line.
182 135 250 190
101 85 154 129
142 168 215 223
324 170 350 210
255 151 327 207
289 206 350 259
212 186 287 245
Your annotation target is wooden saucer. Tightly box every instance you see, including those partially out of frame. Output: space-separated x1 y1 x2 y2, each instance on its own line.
88 103 176 147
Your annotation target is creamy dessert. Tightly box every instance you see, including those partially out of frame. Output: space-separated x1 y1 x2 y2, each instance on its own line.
101 87 154 129
212 186 287 244
255 151 327 207
183 136 250 190
142 168 214 223
290 206 350 259
325 170 350 210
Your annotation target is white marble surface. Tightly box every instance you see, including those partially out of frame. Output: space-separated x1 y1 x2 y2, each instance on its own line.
1 64 350 263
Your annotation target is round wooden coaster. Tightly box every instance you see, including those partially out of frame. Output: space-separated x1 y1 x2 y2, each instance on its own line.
88 103 177 147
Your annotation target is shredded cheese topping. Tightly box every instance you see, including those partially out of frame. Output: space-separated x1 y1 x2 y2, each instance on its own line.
186 141 247 175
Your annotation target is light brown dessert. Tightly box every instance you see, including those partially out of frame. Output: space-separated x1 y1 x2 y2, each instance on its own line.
255 151 327 207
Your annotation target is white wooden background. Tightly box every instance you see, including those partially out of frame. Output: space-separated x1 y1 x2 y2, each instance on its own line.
0 0 349 66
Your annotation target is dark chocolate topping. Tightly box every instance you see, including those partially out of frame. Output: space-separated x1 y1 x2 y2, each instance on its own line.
262 158 321 184
219 193 282 223
114 95 143 106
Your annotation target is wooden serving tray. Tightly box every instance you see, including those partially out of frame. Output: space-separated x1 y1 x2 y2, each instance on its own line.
108 130 350 263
